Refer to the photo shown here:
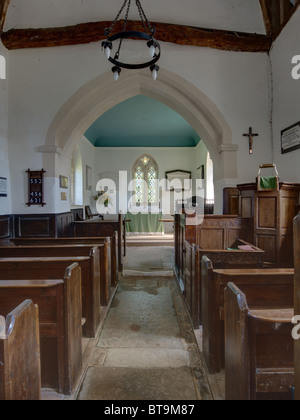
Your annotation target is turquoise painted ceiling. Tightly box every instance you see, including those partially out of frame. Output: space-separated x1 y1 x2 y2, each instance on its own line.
84 95 201 148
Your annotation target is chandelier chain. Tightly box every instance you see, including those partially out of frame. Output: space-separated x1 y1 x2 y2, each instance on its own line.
105 0 155 37
105 0 129 37
115 0 132 58
135 0 155 35
102 0 160 77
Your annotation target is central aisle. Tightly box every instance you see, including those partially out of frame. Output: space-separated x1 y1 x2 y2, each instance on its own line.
76 276 212 400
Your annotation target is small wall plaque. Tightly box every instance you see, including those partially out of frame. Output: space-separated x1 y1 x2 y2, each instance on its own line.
26 169 46 207
281 121 300 154
59 176 68 189
0 177 7 197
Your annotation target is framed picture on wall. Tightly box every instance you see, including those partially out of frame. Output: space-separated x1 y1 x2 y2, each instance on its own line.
86 165 92 191
165 170 192 191
0 177 7 197
59 175 68 189
281 121 300 154
197 165 205 180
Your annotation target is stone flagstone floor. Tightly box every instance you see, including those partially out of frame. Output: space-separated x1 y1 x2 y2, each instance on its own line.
75 277 212 400
42 245 224 400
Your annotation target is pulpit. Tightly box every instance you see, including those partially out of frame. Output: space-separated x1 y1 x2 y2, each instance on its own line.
238 182 300 266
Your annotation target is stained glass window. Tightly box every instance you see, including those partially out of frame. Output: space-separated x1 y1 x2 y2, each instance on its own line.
141 156 150 166
134 166 145 204
148 165 157 203
133 155 158 205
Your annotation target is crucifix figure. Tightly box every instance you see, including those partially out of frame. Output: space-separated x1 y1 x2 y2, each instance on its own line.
243 127 258 155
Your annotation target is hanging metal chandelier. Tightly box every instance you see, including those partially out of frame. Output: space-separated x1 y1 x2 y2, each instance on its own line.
101 0 161 81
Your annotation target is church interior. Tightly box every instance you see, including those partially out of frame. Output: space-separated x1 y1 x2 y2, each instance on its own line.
1 0 300 401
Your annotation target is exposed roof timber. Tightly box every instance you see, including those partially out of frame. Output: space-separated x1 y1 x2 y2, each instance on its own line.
0 20 272 52
259 0 300 38
0 0 11 31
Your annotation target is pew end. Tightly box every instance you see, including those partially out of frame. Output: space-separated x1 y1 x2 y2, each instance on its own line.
225 282 294 400
0 262 83 395
0 300 41 400
224 283 250 400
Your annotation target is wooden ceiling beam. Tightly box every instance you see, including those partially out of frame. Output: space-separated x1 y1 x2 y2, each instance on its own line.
1 20 272 52
259 0 300 38
0 0 11 31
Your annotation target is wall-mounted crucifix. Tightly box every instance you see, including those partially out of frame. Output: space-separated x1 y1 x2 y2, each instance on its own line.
243 127 258 155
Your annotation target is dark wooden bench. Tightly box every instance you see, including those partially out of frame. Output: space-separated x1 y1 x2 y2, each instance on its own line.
1 242 112 306
185 239 265 328
0 253 100 338
225 282 294 400
0 263 82 395
10 234 119 300
72 214 125 271
201 256 294 373
0 300 41 400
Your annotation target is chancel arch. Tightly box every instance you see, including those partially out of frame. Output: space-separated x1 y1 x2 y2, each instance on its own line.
43 67 238 213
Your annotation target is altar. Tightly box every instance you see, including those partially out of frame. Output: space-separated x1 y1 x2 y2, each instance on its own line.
126 212 164 234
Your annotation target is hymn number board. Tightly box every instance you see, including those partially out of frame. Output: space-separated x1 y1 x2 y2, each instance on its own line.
26 169 46 207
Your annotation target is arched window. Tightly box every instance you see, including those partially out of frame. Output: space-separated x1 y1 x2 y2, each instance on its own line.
206 152 214 202
71 146 83 206
132 155 159 205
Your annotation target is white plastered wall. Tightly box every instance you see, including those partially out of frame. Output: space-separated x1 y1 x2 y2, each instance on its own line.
6 37 272 214
270 8 300 183
0 41 11 215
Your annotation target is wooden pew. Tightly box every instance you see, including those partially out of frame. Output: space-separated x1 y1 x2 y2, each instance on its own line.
1 242 112 307
0 263 82 395
11 233 119 296
0 254 100 338
0 240 111 306
0 300 41 400
188 239 265 328
72 213 125 271
225 282 294 400
201 256 294 373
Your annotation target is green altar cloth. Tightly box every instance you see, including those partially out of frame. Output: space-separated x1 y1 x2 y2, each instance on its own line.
126 212 164 233
259 176 278 190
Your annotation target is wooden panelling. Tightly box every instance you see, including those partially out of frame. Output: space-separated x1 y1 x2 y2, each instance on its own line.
16 215 54 237
196 216 251 249
0 215 12 245
238 183 300 266
56 212 75 237
13 212 75 238
223 187 239 215
257 234 277 263
257 197 277 229
281 196 299 229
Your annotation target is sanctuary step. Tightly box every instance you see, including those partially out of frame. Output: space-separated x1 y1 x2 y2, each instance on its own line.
126 234 174 247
